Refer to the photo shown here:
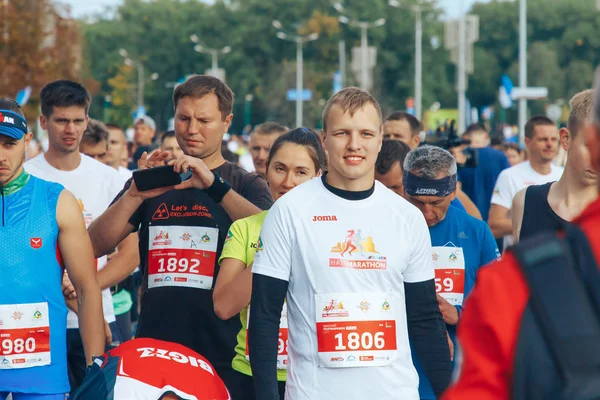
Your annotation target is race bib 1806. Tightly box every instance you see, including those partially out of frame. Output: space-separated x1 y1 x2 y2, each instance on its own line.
315 292 397 368
432 246 466 306
0 302 51 369
148 226 218 290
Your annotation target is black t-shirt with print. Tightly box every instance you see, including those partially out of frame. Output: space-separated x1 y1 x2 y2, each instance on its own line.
113 162 272 370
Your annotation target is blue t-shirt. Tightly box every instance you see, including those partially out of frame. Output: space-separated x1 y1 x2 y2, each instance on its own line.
412 206 500 399
458 147 510 221
450 198 465 212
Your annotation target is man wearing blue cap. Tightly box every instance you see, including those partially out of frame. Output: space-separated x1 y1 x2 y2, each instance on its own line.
0 97 105 399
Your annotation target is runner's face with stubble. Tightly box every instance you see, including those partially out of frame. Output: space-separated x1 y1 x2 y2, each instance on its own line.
174 94 232 159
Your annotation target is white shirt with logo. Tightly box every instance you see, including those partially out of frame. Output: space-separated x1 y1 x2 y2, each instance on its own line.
25 154 127 328
253 178 434 400
491 161 563 248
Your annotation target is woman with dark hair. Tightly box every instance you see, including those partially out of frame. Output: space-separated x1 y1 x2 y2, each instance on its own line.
212 128 326 400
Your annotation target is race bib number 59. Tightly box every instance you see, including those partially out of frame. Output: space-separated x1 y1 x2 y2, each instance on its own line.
148 226 218 290
0 303 51 369
432 247 466 306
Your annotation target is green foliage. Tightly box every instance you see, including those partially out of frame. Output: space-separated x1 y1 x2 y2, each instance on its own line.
81 0 600 132
469 0 600 117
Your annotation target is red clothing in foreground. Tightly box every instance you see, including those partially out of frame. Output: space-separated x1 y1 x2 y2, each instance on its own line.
443 198 600 400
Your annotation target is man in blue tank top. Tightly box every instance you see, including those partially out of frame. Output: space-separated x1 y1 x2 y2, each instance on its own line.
401 146 500 400
0 98 105 399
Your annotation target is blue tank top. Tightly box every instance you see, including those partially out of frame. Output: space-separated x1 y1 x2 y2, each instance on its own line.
0 172 69 394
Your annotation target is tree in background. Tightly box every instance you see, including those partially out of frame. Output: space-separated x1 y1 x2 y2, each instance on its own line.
80 0 600 133
0 0 90 123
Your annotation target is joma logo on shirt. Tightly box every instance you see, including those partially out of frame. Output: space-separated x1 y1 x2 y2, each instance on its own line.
312 215 338 222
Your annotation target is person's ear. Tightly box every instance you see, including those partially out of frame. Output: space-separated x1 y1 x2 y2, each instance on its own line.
559 127 571 151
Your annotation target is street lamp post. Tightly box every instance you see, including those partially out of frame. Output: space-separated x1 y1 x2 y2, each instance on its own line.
335 4 385 92
457 0 467 134
389 0 428 121
273 20 318 127
518 0 527 144
119 49 158 109
190 34 231 73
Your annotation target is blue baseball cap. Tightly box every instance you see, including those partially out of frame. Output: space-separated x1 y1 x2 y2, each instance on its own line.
0 110 28 140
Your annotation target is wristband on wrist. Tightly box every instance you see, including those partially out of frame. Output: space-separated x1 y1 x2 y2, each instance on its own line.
204 172 231 203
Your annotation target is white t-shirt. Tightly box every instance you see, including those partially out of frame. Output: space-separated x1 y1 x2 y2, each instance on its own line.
253 178 434 400
25 153 128 328
238 154 255 173
491 160 564 248
118 166 133 180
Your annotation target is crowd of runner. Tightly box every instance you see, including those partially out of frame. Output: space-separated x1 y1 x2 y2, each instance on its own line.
1 72 599 400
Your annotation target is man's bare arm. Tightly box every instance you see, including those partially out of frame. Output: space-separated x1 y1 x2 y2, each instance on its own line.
219 190 263 222
57 190 105 365
88 190 140 259
97 233 139 290
171 155 263 222
511 189 527 244
488 204 513 238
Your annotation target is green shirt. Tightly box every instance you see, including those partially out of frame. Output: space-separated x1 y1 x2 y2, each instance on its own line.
219 210 286 381
112 289 133 316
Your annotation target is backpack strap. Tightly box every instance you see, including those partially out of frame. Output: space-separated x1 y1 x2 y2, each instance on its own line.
511 227 600 381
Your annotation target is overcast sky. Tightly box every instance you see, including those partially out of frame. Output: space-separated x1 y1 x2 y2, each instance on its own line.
60 0 492 19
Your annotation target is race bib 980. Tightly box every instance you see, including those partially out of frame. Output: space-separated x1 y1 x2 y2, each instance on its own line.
0 303 51 369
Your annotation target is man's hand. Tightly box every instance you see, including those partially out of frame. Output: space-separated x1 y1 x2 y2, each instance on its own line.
62 271 77 300
447 331 454 361
170 155 215 190
437 294 459 325
126 150 177 201
137 149 170 170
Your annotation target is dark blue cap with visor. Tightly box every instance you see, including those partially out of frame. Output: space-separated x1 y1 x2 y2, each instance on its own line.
0 110 28 140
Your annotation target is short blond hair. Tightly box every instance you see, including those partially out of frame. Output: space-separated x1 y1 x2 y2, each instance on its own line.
568 89 594 136
321 87 382 132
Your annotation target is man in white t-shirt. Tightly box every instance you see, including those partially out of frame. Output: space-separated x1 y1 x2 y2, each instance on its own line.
488 116 564 249
248 87 452 400
24 80 139 392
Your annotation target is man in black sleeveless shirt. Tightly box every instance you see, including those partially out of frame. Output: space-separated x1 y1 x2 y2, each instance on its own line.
512 89 597 243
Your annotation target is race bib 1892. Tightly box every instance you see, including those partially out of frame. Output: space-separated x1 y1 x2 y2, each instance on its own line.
0 302 50 369
315 292 397 368
148 226 218 290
